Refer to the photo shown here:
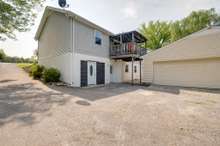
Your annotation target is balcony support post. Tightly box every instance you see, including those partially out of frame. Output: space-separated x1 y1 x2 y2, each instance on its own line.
140 60 142 85
131 57 134 85
120 34 122 55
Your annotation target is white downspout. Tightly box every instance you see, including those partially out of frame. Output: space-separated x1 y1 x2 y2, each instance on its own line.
70 18 74 86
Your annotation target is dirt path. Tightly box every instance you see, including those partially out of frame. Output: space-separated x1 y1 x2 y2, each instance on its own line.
0 63 220 146
0 63 31 83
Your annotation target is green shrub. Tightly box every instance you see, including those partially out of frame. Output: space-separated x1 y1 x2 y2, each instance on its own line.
42 68 60 83
30 64 44 79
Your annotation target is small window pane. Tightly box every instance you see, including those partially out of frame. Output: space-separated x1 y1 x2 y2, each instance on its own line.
90 65 93 76
95 31 102 45
134 66 137 73
110 65 113 74
125 65 129 72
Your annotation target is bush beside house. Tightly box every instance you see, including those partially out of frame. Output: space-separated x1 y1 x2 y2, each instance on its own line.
30 64 44 79
18 63 61 83
43 68 60 83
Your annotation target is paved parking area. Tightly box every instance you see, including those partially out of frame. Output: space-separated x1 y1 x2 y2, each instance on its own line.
0 63 220 146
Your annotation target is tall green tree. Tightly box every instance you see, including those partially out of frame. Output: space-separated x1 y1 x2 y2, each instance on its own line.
139 21 171 50
140 8 220 50
0 0 44 40
170 8 220 42
170 21 187 42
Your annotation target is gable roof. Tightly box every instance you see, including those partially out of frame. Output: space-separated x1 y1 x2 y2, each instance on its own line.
144 26 220 62
35 6 114 40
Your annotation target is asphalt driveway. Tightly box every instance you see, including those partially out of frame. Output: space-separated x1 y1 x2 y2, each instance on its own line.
0 63 220 146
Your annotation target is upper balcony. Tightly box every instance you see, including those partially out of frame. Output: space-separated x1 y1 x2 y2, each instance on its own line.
110 31 147 60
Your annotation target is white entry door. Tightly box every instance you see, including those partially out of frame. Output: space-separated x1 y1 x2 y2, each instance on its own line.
88 61 96 85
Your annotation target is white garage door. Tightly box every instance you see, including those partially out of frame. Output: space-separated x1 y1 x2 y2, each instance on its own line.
153 58 220 88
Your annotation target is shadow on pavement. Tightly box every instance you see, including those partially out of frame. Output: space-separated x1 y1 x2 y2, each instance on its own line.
48 83 220 103
1 80 219 127
148 84 220 94
0 83 71 127
75 100 91 106
0 79 17 83
48 83 144 102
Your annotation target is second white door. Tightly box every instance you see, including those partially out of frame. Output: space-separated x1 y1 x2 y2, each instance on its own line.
88 61 96 85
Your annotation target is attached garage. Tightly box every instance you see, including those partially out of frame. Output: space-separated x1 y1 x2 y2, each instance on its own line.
143 26 220 89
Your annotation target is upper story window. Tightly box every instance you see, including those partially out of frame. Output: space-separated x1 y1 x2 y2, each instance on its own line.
125 65 129 73
95 31 102 45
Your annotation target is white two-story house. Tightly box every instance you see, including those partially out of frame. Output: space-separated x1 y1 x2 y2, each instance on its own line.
35 6 147 87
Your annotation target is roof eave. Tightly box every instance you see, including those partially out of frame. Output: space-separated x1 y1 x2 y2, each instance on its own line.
34 7 51 40
35 6 114 40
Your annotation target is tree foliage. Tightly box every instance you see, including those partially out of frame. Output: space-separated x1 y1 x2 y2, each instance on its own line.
139 21 171 50
0 49 6 60
171 8 220 42
0 49 35 63
139 8 220 50
0 0 44 40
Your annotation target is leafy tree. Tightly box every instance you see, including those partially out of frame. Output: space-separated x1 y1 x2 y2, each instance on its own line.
139 8 220 50
139 21 171 50
170 8 220 42
0 49 6 60
0 49 34 63
0 0 44 40
170 21 187 42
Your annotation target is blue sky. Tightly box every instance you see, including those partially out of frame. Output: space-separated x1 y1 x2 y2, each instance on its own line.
1 0 220 58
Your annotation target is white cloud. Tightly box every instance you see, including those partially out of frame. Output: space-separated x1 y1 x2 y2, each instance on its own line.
121 1 138 18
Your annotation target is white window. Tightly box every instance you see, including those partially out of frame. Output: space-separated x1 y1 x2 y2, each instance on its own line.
95 30 102 45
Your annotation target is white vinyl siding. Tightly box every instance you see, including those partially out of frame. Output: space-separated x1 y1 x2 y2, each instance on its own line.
75 21 109 58
143 27 220 89
38 12 72 84
38 12 72 59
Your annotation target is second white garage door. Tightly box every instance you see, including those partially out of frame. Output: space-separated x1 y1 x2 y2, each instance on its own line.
153 58 220 89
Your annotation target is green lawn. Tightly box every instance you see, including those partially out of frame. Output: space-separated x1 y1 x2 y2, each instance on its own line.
17 63 32 69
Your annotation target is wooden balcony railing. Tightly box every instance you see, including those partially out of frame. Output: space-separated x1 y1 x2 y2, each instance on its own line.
110 43 147 58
